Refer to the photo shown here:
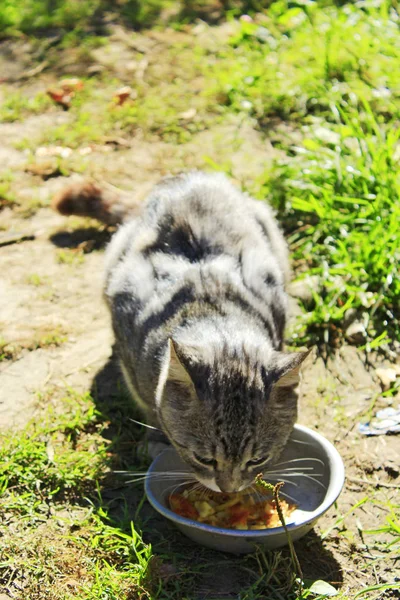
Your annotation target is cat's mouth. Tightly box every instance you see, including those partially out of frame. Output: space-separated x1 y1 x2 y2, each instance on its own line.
194 475 248 494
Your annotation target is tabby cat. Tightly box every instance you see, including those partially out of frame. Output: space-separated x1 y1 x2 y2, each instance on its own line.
54 171 309 493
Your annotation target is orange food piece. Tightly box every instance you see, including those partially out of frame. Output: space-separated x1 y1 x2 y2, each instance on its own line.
169 494 198 520
228 505 249 527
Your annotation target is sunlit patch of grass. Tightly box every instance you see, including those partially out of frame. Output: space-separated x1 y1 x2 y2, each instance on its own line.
0 171 17 210
209 1 399 124
0 391 155 599
0 0 177 37
56 247 85 265
0 385 396 599
0 89 52 123
26 273 44 286
257 105 400 349
0 392 107 512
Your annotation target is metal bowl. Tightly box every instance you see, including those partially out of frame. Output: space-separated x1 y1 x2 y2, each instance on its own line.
145 424 345 554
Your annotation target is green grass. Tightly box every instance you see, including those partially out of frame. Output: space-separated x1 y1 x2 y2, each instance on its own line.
1 388 398 599
263 107 400 349
0 171 17 210
0 390 150 599
0 90 52 123
0 389 345 600
210 1 399 123
0 0 276 37
0 0 170 36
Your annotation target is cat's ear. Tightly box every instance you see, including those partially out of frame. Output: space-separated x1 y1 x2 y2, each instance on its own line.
166 338 194 388
155 338 196 409
274 349 312 388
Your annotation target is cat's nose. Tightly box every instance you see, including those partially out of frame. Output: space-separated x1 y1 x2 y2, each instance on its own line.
216 474 237 493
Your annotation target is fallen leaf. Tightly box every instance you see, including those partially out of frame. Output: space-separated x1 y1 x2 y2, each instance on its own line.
114 86 134 105
47 87 71 109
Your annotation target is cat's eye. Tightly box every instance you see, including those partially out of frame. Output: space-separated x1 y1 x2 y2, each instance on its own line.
246 456 269 468
193 452 216 467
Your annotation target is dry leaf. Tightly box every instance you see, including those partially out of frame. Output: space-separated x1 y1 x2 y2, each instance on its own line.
114 86 133 106
47 88 71 109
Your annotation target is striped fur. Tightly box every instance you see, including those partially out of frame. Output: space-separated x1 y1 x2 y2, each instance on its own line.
102 171 309 492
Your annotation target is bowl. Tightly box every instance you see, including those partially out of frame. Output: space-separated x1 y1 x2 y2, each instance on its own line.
145 424 345 554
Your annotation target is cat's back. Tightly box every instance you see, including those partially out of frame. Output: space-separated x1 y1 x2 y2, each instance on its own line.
107 171 287 276
104 171 290 336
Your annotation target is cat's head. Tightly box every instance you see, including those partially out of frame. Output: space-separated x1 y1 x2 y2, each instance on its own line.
156 338 310 493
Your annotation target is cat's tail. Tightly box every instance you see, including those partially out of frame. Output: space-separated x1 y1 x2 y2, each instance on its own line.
52 180 140 225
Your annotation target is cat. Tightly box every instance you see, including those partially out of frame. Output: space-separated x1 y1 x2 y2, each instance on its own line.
53 171 309 493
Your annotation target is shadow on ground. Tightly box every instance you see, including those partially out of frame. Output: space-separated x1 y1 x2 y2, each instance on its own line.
50 227 114 251
89 350 344 599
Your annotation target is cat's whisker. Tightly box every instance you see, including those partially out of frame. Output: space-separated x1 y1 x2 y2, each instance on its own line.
290 473 327 489
266 476 299 488
115 470 192 477
249 484 264 504
266 466 320 473
290 438 314 446
166 480 197 498
269 472 327 490
278 490 298 504
124 473 197 485
271 457 325 468
266 471 324 479
129 418 162 431
121 474 193 479
163 479 197 493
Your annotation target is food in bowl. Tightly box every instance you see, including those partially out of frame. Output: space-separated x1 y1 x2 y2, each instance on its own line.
169 483 296 530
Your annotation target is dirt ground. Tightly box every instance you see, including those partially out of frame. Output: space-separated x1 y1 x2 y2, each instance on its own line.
1 28 399 599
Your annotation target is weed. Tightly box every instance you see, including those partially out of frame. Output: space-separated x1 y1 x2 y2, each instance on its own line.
0 89 52 123
26 273 44 286
0 171 16 210
56 248 85 265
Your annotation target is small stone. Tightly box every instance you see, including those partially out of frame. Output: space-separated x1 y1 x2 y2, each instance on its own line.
375 367 398 390
288 275 320 303
345 321 367 344
314 127 340 145
255 26 271 43
179 108 197 120
87 64 104 76
342 307 358 329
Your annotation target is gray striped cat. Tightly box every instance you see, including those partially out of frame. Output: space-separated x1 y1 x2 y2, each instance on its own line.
54 171 309 493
